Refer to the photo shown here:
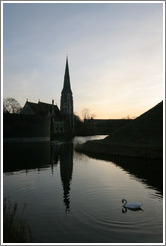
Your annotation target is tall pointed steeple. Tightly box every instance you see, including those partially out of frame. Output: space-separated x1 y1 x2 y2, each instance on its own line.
61 56 72 94
60 56 74 135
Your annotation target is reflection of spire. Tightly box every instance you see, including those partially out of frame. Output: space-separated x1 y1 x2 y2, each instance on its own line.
50 143 60 175
60 143 73 212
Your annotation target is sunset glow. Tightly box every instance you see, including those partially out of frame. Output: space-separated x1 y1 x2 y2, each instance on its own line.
2 1 164 119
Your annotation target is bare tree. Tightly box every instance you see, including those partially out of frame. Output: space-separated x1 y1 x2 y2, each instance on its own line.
91 113 96 119
3 98 22 114
121 115 136 120
82 108 96 120
82 108 91 120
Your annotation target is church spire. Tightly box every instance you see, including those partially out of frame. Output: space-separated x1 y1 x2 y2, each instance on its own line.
61 56 72 94
60 56 74 135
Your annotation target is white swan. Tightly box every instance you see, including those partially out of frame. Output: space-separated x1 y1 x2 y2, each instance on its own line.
122 199 142 209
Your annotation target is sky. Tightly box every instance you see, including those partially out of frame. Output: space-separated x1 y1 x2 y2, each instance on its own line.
2 1 164 119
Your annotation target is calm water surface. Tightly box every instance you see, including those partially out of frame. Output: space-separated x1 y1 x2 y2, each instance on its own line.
3 136 163 243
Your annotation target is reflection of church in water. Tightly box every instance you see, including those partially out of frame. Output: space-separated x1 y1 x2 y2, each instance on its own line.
60 143 73 212
4 139 74 212
51 142 73 212
20 57 74 211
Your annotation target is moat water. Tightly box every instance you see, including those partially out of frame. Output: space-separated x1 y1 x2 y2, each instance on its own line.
3 136 163 243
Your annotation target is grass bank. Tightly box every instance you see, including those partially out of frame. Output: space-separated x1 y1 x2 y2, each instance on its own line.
3 197 33 243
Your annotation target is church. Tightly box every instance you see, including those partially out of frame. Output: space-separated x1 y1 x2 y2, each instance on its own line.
21 57 74 138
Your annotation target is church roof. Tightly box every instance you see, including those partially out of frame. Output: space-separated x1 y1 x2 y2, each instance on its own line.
61 57 72 94
26 102 41 114
22 101 61 120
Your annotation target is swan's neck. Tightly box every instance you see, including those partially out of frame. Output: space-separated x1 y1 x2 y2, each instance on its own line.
122 199 127 205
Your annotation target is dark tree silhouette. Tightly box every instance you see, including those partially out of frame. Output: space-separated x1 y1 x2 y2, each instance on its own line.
3 98 22 114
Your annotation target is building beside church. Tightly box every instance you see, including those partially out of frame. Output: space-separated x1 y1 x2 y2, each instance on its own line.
21 57 74 138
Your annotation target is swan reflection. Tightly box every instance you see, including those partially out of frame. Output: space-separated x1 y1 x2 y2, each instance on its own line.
122 207 143 213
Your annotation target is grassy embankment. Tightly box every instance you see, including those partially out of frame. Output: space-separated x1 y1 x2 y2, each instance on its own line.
3 197 32 243
76 101 163 159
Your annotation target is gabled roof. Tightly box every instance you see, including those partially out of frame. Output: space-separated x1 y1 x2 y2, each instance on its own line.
22 101 61 120
38 102 53 114
39 102 61 119
26 102 41 114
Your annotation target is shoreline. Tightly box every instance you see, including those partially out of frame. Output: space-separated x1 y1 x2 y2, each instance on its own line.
75 139 163 160
76 101 163 160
